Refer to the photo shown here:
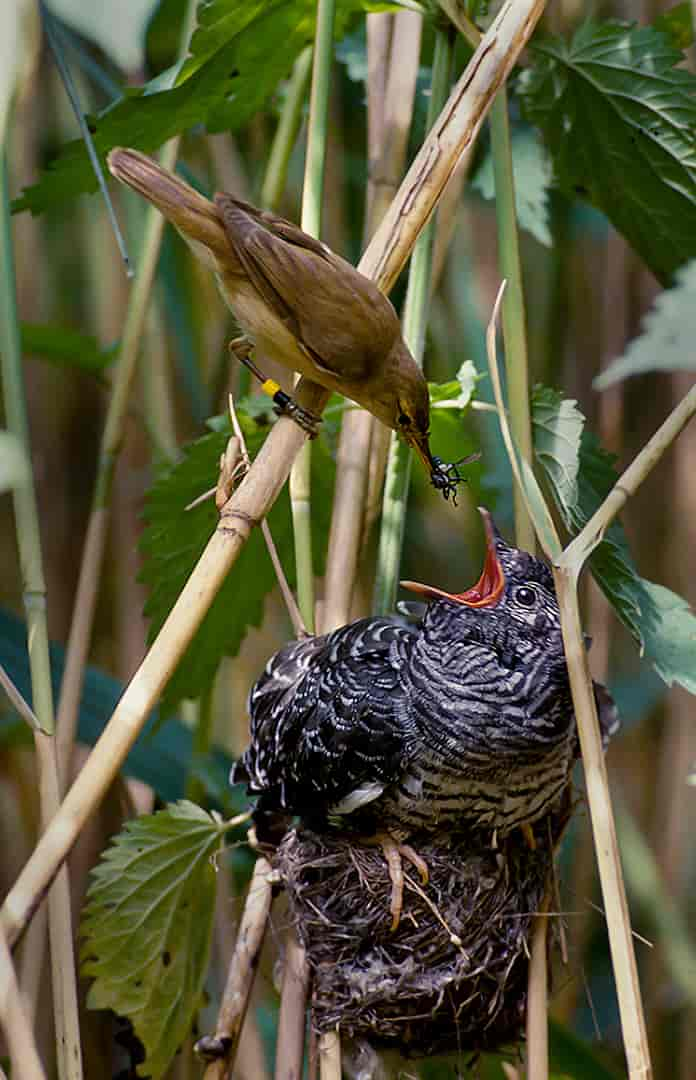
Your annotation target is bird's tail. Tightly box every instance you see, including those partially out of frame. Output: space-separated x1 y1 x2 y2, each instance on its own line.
107 147 230 265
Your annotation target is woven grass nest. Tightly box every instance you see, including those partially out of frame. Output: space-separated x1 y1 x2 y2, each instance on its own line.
274 798 572 1059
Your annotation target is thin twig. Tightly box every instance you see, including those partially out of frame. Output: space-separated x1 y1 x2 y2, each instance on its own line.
275 931 311 1080
39 1 132 276
0 662 40 731
560 383 696 577
228 395 307 638
0 921 47 1080
201 854 275 1080
1 0 550 949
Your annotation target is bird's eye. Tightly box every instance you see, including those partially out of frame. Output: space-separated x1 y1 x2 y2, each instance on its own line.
515 585 538 607
398 411 410 427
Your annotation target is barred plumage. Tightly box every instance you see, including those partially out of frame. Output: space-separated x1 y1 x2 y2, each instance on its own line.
233 511 617 842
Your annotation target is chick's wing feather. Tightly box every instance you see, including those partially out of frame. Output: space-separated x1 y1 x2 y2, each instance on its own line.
237 617 416 817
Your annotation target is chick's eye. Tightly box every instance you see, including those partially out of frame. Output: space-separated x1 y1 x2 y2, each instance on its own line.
398 412 410 427
515 585 538 607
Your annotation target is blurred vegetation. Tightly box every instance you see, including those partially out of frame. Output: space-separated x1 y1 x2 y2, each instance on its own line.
1 1 696 1077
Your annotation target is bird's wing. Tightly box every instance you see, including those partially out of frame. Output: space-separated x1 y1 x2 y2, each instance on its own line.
235 617 415 818
215 194 399 383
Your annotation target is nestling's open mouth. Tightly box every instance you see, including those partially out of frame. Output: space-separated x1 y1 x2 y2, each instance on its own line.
400 508 505 608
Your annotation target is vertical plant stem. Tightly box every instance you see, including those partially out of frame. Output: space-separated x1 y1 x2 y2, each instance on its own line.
261 46 313 212
275 933 311 1080
55 0 197 788
489 89 535 551
289 0 336 632
1 150 83 1079
0 921 47 1080
321 8 422 633
526 894 550 1080
318 1029 341 1080
439 0 534 549
373 28 452 616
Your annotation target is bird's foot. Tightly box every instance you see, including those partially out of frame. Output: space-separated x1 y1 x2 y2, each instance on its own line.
229 339 321 438
367 832 429 931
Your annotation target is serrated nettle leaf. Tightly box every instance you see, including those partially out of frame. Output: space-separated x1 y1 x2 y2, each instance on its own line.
81 801 227 1080
594 259 696 389
532 387 696 693
140 408 334 715
518 20 696 284
13 0 368 215
531 385 584 509
472 128 552 248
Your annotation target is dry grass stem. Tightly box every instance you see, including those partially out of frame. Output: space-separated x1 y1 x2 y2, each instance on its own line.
552 574 652 1079
2 0 549 948
318 1029 341 1080
322 8 422 632
201 854 274 1080
0 662 40 731
274 932 311 1080
525 892 550 1080
0 920 47 1080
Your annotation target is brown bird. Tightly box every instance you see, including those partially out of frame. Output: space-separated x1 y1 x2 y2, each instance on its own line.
107 147 470 499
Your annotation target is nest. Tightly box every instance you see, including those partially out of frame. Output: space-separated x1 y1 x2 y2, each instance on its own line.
275 801 571 1059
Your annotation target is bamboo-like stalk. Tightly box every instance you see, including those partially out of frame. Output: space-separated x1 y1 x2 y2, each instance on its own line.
321 9 423 633
54 0 197 791
261 46 313 212
0 921 47 1080
1 0 549 949
373 27 452 616
289 0 336 632
202 854 274 1080
318 1029 341 1080
438 1 535 551
1 148 83 1080
525 894 550 1080
274 932 311 1080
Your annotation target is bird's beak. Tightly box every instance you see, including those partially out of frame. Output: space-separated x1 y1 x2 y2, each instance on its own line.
408 430 436 474
107 148 229 263
400 507 505 608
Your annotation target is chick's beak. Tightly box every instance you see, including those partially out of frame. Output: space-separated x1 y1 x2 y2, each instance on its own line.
400 507 505 608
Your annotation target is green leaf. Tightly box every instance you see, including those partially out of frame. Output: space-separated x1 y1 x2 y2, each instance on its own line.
81 801 224 1079
427 362 482 485
13 0 367 215
518 20 696 284
594 258 696 389
21 322 116 372
140 407 334 715
654 3 693 50
531 386 584 509
549 1019 622 1080
532 386 696 694
473 128 553 248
